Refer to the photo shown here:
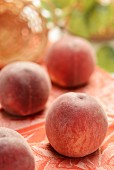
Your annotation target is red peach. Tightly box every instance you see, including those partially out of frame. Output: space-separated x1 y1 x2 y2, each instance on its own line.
46 35 96 87
46 92 108 157
0 127 35 170
0 61 51 116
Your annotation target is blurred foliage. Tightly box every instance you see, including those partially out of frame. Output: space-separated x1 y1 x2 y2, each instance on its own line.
41 0 114 40
97 45 114 72
40 0 114 72
51 0 76 9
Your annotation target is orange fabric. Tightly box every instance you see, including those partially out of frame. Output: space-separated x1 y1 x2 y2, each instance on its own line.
0 67 114 169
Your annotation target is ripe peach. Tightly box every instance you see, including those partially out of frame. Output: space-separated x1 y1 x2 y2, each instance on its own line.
46 92 108 157
46 35 96 87
0 61 51 116
0 127 35 170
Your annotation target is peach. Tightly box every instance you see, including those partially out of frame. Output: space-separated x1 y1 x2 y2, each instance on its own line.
0 61 51 116
0 127 35 170
46 92 108 157
46 34 96 87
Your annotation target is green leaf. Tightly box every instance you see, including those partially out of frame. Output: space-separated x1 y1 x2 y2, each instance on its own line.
51 0 76 9
67 10 89 38
88 4 112 35
83 0 96 12
41 1 52 11
97 45 114 72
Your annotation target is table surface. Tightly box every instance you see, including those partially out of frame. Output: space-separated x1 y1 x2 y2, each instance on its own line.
0 66 114 170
